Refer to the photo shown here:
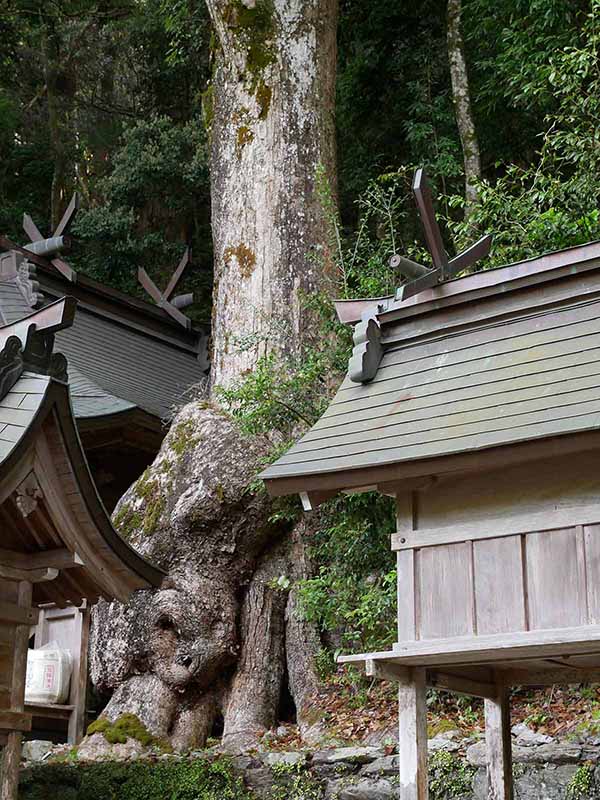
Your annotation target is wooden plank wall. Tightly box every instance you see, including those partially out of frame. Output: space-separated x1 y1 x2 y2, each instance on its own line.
395 450 600 644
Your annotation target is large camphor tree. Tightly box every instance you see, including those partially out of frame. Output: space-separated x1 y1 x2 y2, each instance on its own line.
89 0 338 753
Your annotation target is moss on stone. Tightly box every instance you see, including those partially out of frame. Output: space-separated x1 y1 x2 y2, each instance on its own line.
169 419 198 458
112 504 144 541
566 764 595 799
19 755 249 800
224 243 256 278
86 713 156 747
427 718 459 738
428 750 475 799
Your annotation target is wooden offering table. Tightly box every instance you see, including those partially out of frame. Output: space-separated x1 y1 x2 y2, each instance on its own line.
262 228 600 798
0 298 163 799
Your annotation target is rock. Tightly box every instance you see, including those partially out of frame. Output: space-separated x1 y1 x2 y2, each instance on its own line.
336 778 396 800
21 740 53 763
243 767 277 799
230 754 261 771
312 746 383 766
76 732 148 762
428 734 462 753
467 740 585 768
517 743 582 764
360 755 399 777
512 723 554 746
261 751 307 768
361 724 398 748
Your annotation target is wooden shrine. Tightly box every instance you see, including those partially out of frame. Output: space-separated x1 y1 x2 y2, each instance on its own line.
262 174 600 799
0 298 163 800
0 207 209 513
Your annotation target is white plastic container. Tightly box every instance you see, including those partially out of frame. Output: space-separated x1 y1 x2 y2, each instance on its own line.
24 642 73 705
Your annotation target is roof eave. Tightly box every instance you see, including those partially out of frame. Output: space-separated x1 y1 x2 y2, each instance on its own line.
262 427 600 501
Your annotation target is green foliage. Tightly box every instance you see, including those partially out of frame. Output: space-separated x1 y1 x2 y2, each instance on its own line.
428 751 476 800
566 764 595 800
268 761 323 800
19 757 249 800
445 0 600 266
73 115 211 319
298 492 396 652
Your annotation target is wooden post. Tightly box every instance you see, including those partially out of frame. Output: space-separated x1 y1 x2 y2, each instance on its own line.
398 667 428 800
2 581 32 800
68 604 90 744
484 684 513 800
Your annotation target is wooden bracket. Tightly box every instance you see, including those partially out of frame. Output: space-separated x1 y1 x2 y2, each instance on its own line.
0 548 83 571
0 564 59 583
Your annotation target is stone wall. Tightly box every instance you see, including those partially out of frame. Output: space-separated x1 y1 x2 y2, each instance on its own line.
17 724 600 799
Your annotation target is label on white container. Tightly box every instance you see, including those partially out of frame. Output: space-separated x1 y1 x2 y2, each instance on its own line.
25 643 72 705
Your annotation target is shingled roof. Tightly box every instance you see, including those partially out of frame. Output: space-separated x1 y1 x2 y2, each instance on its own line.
261 240 600 498
0 256 209 423
0 298 163 603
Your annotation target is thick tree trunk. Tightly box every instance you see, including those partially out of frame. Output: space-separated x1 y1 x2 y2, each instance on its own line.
221 543 289 751
206 0 338 390
88 0 337 755
447 0 481 222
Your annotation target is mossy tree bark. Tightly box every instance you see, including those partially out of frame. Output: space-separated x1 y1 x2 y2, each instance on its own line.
447 0 481 222
206 0 338 390
89 0 338 754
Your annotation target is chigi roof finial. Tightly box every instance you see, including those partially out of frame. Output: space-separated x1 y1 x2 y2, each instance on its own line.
22 192 80 282
138 247 194 330
391 168 492 302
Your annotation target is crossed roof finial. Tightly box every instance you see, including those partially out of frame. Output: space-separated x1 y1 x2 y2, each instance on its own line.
22 193 80 283
391 169 492 302
138 247 194 330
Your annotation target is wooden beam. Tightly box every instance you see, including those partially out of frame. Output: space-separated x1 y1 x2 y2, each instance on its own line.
0 565 58 584
0 549 83 571
427 670 496 700
398 667 429 800
500 665 600 687
0 601 38 626
485 685 513 800
391 503 600 550
339 625 600 667
366 658 410 682
0 711 31 733
299 490 337 511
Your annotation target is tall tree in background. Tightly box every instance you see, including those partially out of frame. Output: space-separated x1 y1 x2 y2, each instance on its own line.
90 0 338 753
205 0 338 390
447 0 481 221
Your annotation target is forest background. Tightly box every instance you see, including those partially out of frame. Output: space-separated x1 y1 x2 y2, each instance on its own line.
3 0 600 738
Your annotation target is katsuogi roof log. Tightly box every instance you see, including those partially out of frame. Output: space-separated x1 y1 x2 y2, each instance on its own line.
0 297 163 605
